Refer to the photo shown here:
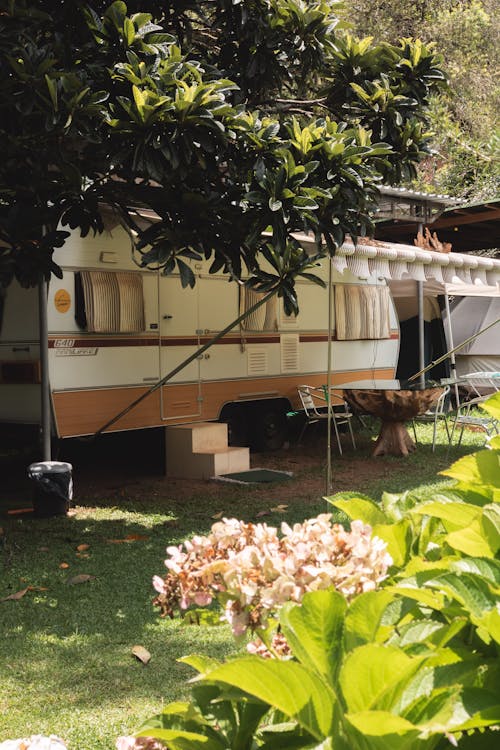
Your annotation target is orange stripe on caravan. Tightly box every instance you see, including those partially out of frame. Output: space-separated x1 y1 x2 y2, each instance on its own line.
52 368 395 438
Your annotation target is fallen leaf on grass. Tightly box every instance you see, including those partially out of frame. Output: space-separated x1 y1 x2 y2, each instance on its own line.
59 562 70 569
270 504 288 513
66 574 96 585
76 552 90 558
38 546 50 552
76 543 89 552
1 587 29 602
211 512 224 520
256 510 271 518
107 534 149 544
132 645 151 664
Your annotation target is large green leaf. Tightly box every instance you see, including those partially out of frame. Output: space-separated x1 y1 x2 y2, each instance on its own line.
339 645 425 712
441 451 500 496
326 497 387 526
443 687 500 731
279 590 346 682
136 727 223 749
204 658 335 740
372 520 412 567
480 505 500 555
474 608 500 645
180 655 223 675
411 501 480 530
445 520 496 557
480 392 500 421
450 557 500 584
424 572 498 617
386 584 445 610
344 711 421 750
343 590 395 651
386 619 466 650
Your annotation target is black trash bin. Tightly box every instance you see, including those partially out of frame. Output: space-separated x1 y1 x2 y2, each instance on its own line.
28 461 73 518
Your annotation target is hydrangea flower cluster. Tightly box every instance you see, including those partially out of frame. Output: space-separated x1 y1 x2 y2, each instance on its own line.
153 514 392 635
0 737 67 750
116 737 165 750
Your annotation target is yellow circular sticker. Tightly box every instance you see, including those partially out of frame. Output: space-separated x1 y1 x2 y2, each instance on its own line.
54 289 71 313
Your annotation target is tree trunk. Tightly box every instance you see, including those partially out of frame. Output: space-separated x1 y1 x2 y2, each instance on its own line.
372 421 416 457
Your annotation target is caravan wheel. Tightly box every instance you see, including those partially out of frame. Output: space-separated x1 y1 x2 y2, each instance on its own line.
250 405 288 452
219 404 249 447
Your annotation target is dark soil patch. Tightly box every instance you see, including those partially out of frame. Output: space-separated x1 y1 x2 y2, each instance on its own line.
1 422 416 517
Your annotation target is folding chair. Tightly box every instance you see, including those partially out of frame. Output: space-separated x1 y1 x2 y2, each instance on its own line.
297 385 356 455
411 385 451 452
448 394 500 449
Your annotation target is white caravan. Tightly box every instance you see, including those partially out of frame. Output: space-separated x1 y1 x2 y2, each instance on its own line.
1 220 498 449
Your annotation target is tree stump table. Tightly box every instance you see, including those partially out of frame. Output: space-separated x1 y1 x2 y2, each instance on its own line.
343 386 444 457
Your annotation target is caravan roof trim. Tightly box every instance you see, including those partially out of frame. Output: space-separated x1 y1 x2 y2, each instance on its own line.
294 233 500 292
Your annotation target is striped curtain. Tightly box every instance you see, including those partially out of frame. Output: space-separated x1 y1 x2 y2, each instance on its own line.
240 288 278 331
79 271 145 332
335 284 390 340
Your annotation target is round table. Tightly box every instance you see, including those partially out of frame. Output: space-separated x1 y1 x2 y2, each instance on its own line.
344 386 444 457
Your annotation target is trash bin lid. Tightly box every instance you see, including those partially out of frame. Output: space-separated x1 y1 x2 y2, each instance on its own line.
28 461 73 474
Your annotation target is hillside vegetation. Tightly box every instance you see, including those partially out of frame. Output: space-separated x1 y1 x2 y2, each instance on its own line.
344 0 499 200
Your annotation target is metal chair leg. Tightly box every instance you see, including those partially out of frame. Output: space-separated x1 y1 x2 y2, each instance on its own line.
332 417 343 455
347 417 356 450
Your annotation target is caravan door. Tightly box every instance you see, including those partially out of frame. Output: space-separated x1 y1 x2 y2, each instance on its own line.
158 273 202 422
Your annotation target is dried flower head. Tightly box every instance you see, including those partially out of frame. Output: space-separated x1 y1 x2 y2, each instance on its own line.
154 514 392 636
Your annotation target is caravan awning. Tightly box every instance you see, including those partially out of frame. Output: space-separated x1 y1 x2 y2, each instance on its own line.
332 240 500 292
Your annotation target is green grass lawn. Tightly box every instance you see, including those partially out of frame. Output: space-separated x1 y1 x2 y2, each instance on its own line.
0 422 488 749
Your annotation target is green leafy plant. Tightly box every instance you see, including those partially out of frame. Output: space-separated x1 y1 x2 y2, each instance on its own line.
127 393 500 749
136 588 500 749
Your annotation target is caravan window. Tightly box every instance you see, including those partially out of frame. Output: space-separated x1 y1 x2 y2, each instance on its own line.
335 284 390 340
240 287 278 331
75 271 145 333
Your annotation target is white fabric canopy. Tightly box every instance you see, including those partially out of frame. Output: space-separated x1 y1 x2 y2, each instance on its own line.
388 279 500 298
443 296 500 355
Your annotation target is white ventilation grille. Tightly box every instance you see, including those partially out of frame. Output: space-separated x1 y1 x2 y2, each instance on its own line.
281 334 299 372
247 347 268 375
80 271 145 332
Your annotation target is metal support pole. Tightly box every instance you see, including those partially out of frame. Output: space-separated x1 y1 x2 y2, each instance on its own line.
417 222 425 389
326 259 333 495
38 277 51 460
443 292 460 407
417 280 426 389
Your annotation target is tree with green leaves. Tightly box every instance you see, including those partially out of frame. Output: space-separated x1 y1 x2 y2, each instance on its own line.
0 0 446 312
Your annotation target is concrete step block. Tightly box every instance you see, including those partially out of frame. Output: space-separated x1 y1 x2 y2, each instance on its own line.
166 421 228 453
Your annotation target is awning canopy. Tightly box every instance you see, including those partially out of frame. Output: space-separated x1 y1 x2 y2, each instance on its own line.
331 239 500 295
388 279 500 298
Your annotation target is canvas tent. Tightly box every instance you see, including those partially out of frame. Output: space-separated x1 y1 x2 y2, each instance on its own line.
387 276 500 386
442 295 500 380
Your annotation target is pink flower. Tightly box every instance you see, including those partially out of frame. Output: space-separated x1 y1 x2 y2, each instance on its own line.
153 514 392 636
0 738 67 750
116 737 165 750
